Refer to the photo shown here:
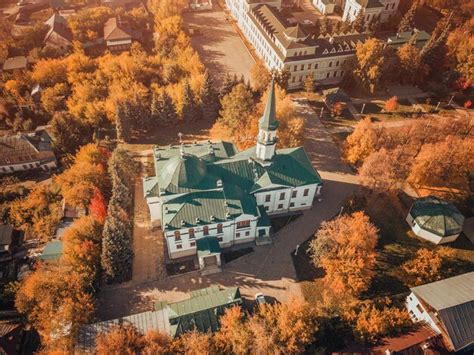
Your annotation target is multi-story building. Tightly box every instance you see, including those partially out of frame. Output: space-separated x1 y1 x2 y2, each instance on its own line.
342 0 399 23
406 272 474 353
226 0 368 89
0 128 57 175
144 81 322 266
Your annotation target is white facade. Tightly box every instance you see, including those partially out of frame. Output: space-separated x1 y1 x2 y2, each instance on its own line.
225 0 367 89
406 214 461 245
0 159 56 174
342 0 399 23
254 184 320 215
406 292 442 333
313 0 335 15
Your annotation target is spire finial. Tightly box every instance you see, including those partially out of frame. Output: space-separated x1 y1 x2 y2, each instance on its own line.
259 77 278 131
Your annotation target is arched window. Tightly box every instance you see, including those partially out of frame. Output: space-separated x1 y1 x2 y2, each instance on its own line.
174 231 181 241
217 224 223 233
203 226 209 236
188 228 195 238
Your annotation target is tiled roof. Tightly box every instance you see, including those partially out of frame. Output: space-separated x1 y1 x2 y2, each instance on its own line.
259 79 279 131
0 130 56 167
104 17 132 41
409 196 464 237
196 237 221 256
44 13 73 43
0 225 13 246
40 240 64 261
2 56 27 71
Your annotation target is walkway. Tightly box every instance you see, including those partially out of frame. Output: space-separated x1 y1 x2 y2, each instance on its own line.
183 5 255 85
97 98 360 321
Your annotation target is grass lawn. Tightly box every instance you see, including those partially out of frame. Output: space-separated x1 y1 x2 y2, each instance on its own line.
294 191 474 303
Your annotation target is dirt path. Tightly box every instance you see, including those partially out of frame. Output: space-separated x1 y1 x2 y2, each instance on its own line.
130 154 166 284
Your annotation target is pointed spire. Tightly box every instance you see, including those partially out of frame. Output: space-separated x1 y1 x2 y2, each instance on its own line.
259 77 279 131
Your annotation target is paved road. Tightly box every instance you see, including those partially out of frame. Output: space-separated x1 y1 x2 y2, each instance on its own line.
97 98 359 320
183 5 255 85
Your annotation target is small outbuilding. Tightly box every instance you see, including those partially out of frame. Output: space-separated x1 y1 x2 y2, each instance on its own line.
406 196 465 245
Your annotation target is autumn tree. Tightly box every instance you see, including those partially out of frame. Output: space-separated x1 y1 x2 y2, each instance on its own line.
309 212 379 296
385 96 398 111
220 73 239 99
9 184 62 242
343 117 380 165
142 330 173 355
398 2 418 32
446 25 474 84
96 325 144 355
15 263 94 350
353 38 385 93
402 248 454 286
115 101 132 143
173 331 213 355
408 136 474 195
214 306 252 353
343 299 411 343
89 188 107 222
216 83 254 135
31 58 68 87
40 83 70 114
420 17 451 76
250 61 272 94
56 144 110 209
359 147 412 190
397 44 426 84
304 73 315 95
67 6 113 42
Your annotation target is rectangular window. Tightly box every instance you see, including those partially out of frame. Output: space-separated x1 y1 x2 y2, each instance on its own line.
245 231 250 237
291 190 297 198
265 206 269 211
218 236 223 242
176 244 182 250
174 231 181 241
341 70 345 77
190 241 196 247
279 192 285 200
188 228 195 238
236 232 241 238
333 71 337 77
329 61 332 67
416 304 424 313
290 202 295 208
293 65 297 71
217 224 223 233
265 195 271 202
308 64 312 69
300 64 304 70
315 63 318 69
203 226 209 236
326 73 330 78
278 204 284 209
237 220 251 229
336 60 339 66
303 188 309 197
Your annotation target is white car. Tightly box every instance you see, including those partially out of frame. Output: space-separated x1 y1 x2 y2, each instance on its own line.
255 293 266 305
302 20 314 25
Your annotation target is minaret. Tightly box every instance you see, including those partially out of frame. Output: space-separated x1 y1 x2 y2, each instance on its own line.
256 78 279 162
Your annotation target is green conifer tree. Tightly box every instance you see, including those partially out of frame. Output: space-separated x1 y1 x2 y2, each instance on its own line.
200 71 220 121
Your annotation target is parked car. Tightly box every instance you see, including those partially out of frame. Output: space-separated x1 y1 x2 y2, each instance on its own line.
255 293 266 305
302 20 314 25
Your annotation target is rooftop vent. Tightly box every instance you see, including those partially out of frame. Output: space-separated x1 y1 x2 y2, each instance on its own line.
217 179 223 187
181 220 186 226
195 217 200 224
210 215 215 221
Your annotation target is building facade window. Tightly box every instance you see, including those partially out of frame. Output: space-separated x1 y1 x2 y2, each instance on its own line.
303 188 309 196
203 226 209 235
237 220 251 229
217 224 223 233
329 61 332 67
290 202 295 207
190 241 196 247
278 204 283 209
176 244 182 249
174 231 181 241
245 231 250 237
189 228 195 238
280 192 285 200
236 232 241 238
218 236 223 242
265 195 271 202
291 190 297 198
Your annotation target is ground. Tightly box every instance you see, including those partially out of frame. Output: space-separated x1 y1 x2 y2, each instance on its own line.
96 96 360 321
182 4 255 85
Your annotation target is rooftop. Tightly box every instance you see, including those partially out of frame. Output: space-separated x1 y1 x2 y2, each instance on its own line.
2 56 28 71
0 225 13 246
411 272 474 351
409 196 465 237
104 17 133 41
40 240 64 261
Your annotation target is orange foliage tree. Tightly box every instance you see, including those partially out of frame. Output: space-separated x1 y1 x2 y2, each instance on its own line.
309 212 379 296
402 247 454 286
56 144 110 209
89 188 107 222
385 96 398 111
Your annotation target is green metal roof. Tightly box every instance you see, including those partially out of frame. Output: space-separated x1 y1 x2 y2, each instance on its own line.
197 237 221 256
259 79 279 131
257 206 271 227
40 240 64 261
154 286 242 337
410 196 465 237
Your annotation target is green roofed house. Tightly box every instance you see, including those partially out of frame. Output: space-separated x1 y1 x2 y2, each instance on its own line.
40 240 64 261
143 80 322 270
406 196 465 245
76 286 242 351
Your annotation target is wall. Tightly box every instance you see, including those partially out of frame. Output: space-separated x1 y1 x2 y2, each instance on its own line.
406 214 460 245
0 159 57 175
254 184 319 214
406 292 442 333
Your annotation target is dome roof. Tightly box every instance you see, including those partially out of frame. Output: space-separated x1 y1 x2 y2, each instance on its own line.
160 154 207 189
410 196 465 237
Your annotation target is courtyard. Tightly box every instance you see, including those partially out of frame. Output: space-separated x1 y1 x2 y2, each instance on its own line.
96 97 360 321
182 4 255 85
